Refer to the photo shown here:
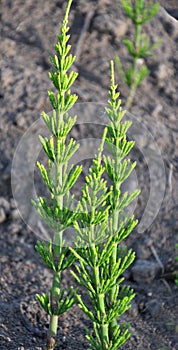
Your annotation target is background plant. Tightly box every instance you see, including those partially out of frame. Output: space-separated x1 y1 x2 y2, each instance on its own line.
32 0 82 349
116 0 160 108
70 61 140 349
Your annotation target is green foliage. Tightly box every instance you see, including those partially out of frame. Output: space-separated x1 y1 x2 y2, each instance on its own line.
32 0 81 348
116 0 160 108
33 1 140 349
120 0 159 25
36 286 77 316
35 240 75 272
70 61 140 349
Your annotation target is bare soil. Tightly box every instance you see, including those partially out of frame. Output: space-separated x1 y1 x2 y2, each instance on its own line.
0 1 178 349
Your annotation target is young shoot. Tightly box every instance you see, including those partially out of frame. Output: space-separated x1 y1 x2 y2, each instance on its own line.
70 61 140 349
32 0 82 348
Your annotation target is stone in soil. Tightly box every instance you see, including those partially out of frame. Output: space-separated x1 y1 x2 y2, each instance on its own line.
132 259 162 284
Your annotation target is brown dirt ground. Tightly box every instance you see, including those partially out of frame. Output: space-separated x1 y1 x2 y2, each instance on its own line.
0 1 178 349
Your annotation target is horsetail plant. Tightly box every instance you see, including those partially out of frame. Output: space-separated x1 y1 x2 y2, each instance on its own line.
32 0 82 348
32 0 140 348
70 61 140 349
116 0 160 108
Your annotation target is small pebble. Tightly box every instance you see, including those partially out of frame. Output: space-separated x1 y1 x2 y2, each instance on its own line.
93 14 127 39
132 259 162 284
156 64 169 81
145 299 162 318
11 208 20 220
10 198 17 209
0 196 10 213
152 104 163 118
62 336 66 343
0 207 6 223
8 223 22 235
6 336 11 342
